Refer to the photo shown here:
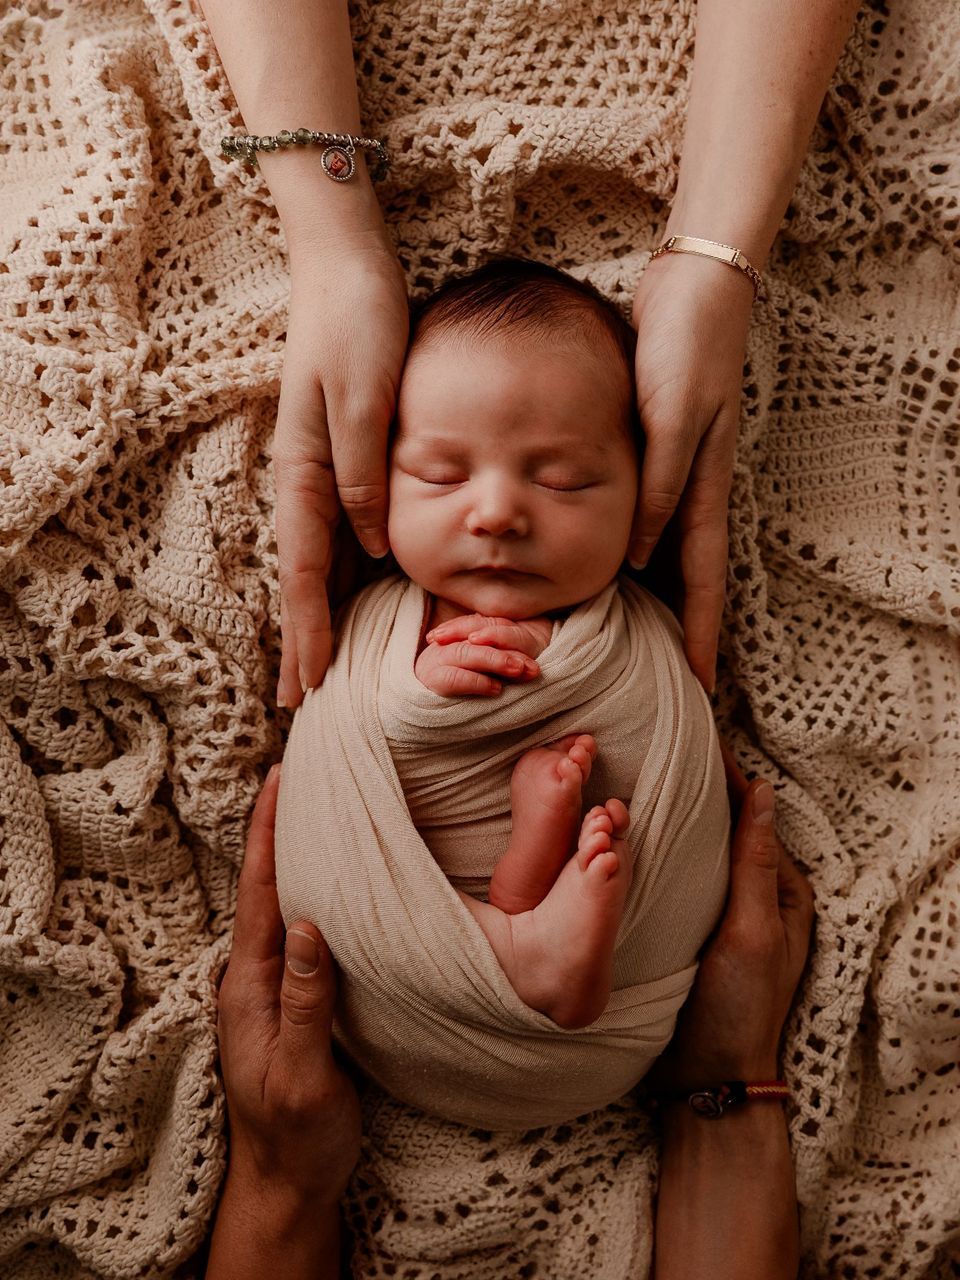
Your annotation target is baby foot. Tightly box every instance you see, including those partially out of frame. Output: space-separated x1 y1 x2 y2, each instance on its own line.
461 799 632 1029
487 734 598 915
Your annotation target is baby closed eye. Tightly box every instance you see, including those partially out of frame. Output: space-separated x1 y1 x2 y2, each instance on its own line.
534 477 599 492
405 469 600 492
412 472 466 486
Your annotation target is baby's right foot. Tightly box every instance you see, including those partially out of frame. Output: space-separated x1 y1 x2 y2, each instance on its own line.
487 734 597 914
460 800 632 1029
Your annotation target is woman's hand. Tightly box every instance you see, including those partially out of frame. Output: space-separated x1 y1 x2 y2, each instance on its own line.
206 765 361 1279
274 236 409 707
650 741 815 1092
630 253 754 696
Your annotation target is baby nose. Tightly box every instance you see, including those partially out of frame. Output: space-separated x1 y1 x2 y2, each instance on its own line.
465 480 528 538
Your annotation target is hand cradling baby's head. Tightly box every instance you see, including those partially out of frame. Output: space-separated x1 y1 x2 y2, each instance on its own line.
387 257 643 620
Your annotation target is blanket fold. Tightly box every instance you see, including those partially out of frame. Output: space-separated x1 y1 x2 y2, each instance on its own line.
275 574 729 1129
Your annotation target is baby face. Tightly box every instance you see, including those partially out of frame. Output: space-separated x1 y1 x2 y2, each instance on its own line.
387 332 639 619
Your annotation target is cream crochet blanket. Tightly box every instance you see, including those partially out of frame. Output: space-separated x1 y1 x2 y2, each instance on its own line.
274 574 729 1130
1 0 958 1276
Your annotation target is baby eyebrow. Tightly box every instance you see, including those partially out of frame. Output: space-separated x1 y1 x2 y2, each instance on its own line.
525 441 610 463
392 434 463 456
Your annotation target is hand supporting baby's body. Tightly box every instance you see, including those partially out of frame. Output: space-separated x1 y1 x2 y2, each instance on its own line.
416 611 632 1028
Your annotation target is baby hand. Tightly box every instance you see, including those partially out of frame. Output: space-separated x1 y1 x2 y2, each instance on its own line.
415 613 551 697
426 614 554 659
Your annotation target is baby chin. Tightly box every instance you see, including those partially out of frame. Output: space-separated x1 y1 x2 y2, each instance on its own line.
437 568 575 619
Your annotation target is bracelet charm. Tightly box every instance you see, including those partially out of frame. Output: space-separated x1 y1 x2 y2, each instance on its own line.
321 143 355 182
220 128 389 182
651 1079 791 1118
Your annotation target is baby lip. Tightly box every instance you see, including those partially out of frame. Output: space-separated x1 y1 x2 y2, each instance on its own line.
472 564 530 574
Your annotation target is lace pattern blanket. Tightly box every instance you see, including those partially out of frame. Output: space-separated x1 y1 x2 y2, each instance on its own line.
0 0 958 1276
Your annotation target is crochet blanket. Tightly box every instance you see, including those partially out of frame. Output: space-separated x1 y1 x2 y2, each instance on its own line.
0 0 957 1275
274 574 729 1130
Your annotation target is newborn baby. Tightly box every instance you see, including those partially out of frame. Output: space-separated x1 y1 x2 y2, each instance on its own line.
275 257 730 1130
392 272 645 1030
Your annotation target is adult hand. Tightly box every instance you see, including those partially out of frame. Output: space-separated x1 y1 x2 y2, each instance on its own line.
630 253 755 695
649 740 815 1092
274 235 409 707
214 764 361 1209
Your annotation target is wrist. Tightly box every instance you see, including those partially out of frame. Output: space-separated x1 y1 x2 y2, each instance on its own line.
638 244 759 314
662 195 776 274
208 1160 343 1280
660 1090 790 1152
258 149 391 257
228 1138 348 1215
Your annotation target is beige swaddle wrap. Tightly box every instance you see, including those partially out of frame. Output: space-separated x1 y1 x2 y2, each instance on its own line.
275 573 730 1130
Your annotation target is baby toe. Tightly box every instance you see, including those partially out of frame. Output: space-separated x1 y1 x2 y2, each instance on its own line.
604 798 630 835
584 849 620 882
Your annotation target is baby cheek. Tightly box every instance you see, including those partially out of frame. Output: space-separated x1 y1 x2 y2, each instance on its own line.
388 492 446 580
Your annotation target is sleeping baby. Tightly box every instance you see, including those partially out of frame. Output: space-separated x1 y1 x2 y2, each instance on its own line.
275 257 731 1130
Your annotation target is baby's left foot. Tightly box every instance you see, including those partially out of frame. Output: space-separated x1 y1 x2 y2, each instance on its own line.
460 799 631 1029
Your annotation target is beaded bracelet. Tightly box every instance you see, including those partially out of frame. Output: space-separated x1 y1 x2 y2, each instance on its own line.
220 128 389 182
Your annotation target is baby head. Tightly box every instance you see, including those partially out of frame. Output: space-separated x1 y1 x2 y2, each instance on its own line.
387 257 642 621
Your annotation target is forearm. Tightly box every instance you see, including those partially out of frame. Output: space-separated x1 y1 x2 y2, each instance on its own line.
666 0 861 266
198 0 385 253
206 1164 342 1280
653 1103 799 1280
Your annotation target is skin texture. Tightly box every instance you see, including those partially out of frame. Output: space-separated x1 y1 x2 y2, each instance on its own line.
388 331 638 626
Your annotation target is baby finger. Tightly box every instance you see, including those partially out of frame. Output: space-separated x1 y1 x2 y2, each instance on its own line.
425 614 490 645
450 642 539 679
467 623 540 657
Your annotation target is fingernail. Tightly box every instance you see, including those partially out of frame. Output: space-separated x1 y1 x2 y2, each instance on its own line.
268 762 282 783
425 630 437 642
286 928 319 976
628 555 647 571
298 664 310 694
362 530 390 559
276 685 288 708
505 657 523 674
753 781 776 824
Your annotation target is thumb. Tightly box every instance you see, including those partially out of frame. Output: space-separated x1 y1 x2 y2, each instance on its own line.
724 779 781 929
278 921 338 1064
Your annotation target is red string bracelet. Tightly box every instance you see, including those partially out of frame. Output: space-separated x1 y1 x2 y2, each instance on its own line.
654 1080 791 1119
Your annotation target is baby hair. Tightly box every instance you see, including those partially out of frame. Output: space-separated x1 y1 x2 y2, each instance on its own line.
407 256 641 447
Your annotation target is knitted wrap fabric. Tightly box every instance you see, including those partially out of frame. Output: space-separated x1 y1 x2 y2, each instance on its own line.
0 0 958 1277
274 575 729 1131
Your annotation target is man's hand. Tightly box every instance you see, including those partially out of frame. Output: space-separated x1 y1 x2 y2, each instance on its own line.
648 739 815 1092
415 613 553 697
215 766 361 1203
